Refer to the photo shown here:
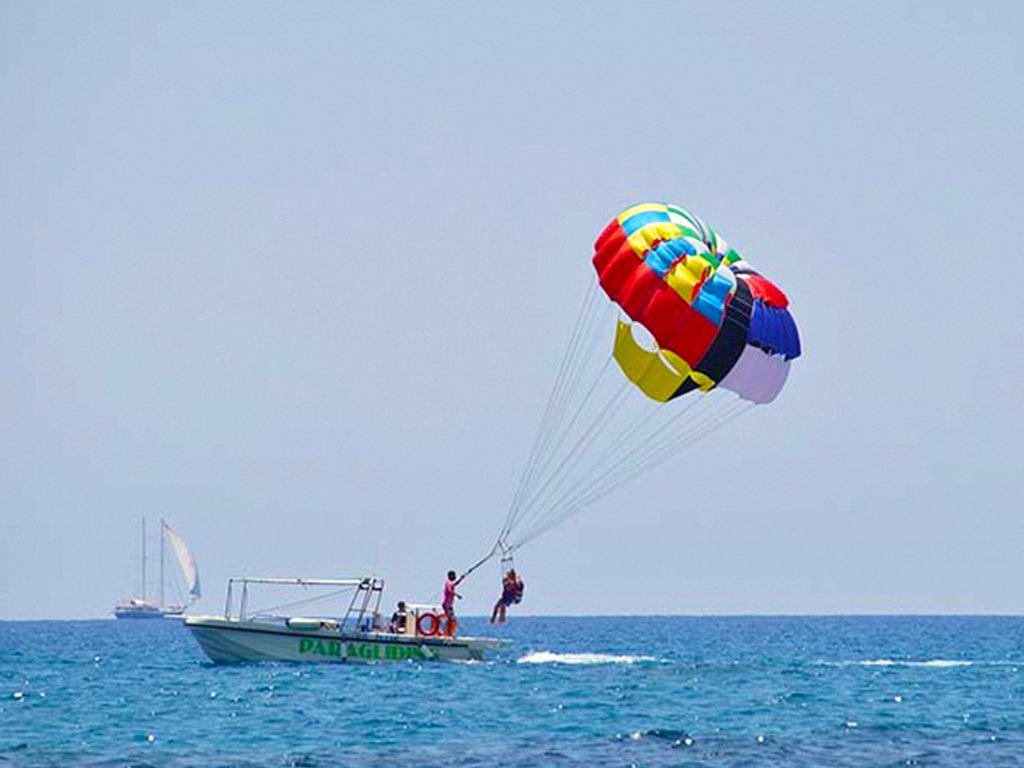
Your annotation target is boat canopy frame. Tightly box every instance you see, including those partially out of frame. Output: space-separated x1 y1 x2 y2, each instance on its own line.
223 576 386 632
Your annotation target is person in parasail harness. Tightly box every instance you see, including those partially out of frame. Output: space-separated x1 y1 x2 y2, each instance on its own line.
489 568 524 624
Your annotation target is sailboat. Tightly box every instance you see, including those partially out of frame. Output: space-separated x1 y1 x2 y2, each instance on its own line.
114 518 201 619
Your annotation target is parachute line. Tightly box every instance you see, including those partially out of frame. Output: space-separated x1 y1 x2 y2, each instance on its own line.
511 397 754 549
499 283 613 546
499 283 599 541
505 374 628 548
496 276 759 555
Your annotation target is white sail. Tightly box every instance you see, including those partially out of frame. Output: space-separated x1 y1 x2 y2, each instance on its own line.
163 522 201 599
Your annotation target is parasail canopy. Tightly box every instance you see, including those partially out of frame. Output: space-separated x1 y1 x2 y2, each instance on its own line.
594 202 800 405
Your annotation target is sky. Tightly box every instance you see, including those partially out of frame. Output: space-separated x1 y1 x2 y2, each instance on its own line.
2 1 1022 620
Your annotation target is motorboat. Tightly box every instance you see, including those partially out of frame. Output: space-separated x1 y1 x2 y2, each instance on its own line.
184 576 508 663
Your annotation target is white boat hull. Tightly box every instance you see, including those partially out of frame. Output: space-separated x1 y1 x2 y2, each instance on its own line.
185 615 507 663
114 601 184 620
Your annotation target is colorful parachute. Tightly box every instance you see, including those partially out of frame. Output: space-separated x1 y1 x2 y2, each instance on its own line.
594 203 800 404
482 202 800 564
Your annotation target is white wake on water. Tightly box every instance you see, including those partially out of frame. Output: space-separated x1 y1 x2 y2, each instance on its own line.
517 651 660 665
857 659 973 667
813 659 976 668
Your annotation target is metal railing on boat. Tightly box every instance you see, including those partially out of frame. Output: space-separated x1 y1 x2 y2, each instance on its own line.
223 576 385 631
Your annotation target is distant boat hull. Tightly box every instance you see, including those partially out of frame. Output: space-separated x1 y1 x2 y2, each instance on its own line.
114 601 184 620
114 606 164 619
185 615 507 663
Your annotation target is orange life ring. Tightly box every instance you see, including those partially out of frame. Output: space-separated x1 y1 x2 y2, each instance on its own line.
416 611 442 637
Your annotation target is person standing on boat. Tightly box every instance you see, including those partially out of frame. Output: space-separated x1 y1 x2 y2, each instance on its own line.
442 570 464 636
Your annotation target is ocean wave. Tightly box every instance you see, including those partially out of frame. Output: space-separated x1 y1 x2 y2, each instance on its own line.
831 659 974 668
517 651 661 665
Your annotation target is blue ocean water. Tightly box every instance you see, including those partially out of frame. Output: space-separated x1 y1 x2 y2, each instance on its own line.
2 616 1024 767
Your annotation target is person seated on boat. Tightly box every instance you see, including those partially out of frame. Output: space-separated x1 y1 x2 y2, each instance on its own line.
490 569 525 624
442 570 464 637
356 610 384 633
389 601 408 634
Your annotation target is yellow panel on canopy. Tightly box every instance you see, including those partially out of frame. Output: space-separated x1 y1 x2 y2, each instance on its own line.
613 321 692 402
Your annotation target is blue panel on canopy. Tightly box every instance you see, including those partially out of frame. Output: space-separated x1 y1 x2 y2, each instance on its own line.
748 302 801 360
620 209 671 236
644 238 695 277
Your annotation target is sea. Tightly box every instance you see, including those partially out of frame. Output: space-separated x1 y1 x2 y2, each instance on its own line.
2 616 1024 767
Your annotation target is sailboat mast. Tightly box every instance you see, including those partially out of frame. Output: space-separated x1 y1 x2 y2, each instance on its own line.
141 517 147 601
160 518 165 611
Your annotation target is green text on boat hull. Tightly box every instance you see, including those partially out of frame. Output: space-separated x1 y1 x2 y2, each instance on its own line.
297 637 427 661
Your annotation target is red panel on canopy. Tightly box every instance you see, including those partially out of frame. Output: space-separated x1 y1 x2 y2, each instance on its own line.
742 274 789 308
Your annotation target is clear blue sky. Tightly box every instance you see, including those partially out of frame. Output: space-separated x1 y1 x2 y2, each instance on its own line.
2 2 1022 619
